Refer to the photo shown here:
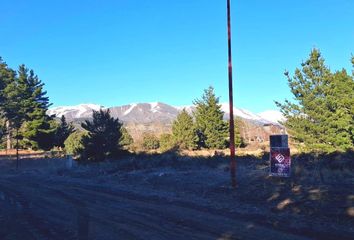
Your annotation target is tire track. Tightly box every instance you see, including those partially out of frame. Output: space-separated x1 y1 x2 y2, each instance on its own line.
4 178 309 240
1 175 350 240
0 182 77 240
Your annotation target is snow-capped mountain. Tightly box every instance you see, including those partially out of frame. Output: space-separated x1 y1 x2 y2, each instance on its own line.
109 102 179 123
48 102 284 125
220 103 267 123
48 102 179 123
258 110 286 124
47 104 104 120
220 103 285 125
48 102 285 141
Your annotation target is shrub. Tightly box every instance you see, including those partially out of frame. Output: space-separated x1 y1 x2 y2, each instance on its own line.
64 131 86 156
159 133 176 152
142 133 160 150
119 126 134 149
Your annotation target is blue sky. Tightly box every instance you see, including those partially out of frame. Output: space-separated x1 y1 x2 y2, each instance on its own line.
1 0 353 113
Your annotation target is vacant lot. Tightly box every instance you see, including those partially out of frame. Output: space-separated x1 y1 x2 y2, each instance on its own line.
0 152 353 240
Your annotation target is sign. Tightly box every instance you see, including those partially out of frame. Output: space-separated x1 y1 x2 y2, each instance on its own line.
270 147 291 177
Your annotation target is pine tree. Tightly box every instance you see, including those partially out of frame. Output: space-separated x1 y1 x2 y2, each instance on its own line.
1 66 26 139
80 109 123 161
0 58 14 105
172 109 198 150
18 65 54 150
194 86 228 149
54 115 75 149
276 49 354 152
0 62 27 166
0 60 54 152
0 58 17 149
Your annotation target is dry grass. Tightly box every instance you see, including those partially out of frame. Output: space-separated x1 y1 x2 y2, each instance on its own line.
0 149 64 159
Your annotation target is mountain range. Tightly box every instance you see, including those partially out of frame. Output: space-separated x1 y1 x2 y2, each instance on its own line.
47 102 285 125
47 102 285 143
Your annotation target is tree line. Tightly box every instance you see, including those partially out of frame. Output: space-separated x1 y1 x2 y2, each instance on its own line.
2 48 352 162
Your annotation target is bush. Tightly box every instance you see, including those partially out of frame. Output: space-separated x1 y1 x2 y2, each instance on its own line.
159 133 176 152
119 127 134 149
64 131 86 156
142 133 160 150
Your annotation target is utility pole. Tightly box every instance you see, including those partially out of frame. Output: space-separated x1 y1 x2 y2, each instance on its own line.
227 0 237 188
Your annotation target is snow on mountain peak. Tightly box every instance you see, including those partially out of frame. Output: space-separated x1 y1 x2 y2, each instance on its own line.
123 103 137 116
47 103 104 118
219 103 284 124
221 103 264 121
48 102 284 126
150 102 161 113
258 110 285 124
80 103 103 110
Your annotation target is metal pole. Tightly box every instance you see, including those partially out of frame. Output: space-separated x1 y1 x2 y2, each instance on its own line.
227 0 237 188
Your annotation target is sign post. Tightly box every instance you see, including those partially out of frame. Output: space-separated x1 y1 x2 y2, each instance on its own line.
270 135 291 177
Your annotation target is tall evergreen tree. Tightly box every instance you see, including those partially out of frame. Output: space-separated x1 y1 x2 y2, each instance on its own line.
0 58 16 149
0 58 14 105
0 62 27 166
18 65 54 150
80 110 123 161
172 109 198 150
54 115 75 149
276 49 354 152
0 59 54 152
194 86 228 149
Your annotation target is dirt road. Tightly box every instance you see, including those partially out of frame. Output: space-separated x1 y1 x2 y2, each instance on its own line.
0 157 352 239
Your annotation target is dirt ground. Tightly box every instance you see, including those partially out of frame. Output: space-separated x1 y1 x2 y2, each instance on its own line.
0 153 352 240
